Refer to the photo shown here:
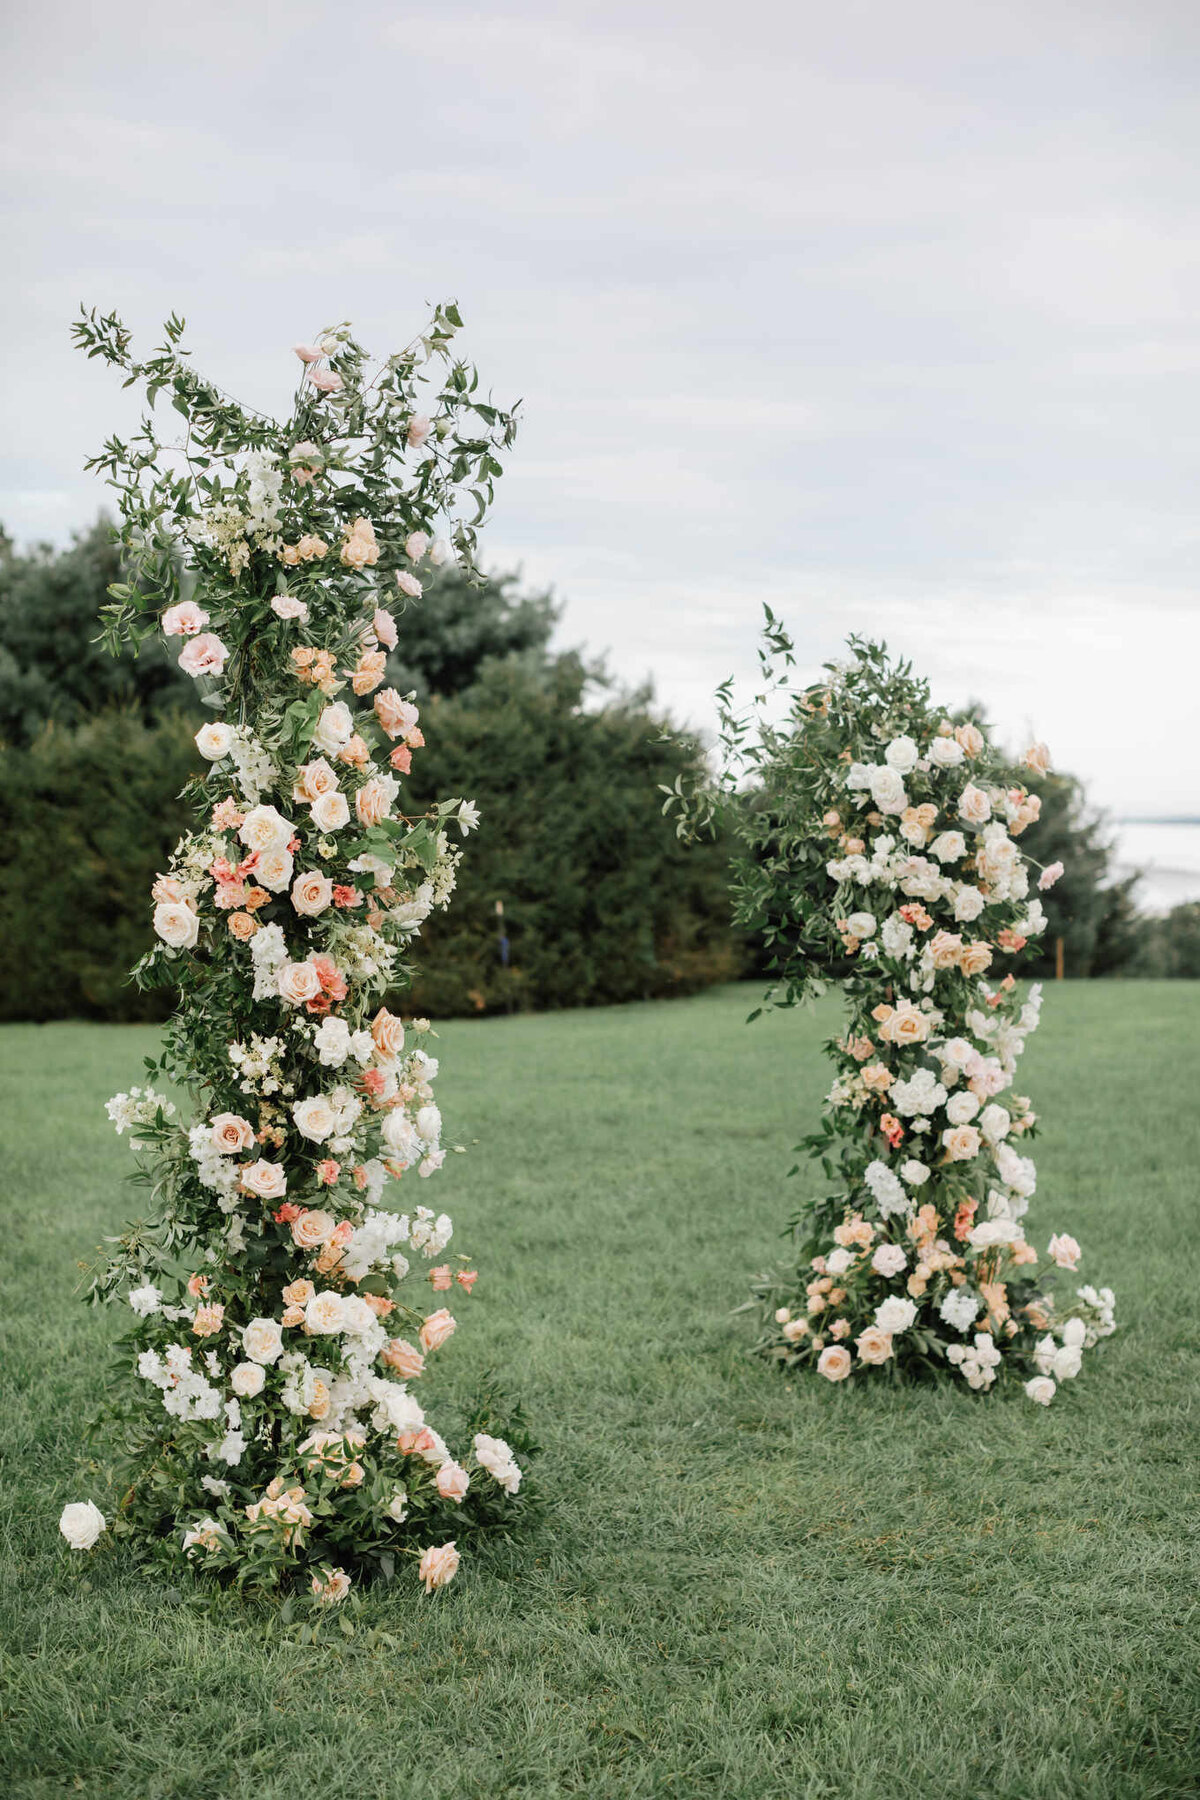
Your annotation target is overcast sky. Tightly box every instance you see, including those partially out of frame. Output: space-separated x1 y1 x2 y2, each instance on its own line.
4 0 1198 815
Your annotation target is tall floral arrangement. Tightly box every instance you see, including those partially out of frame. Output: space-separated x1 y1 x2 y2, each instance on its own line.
671 627 1114 1403
62 307 531 1598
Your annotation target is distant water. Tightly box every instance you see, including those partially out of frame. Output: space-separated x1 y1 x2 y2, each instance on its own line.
1110 821 1200 915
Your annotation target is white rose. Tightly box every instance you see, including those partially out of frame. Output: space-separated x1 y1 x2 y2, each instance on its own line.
825 1247 854 1275
153 901 199 949
242 1317 284 1365
310 790 350 833
256 847 295 893
128 1283 161 1316
1061 1317 1087 1349
314 1017 352 1067
381 1110 419 1160
846 911 876 939
195 722 234 760
953 886 986 922
231 1362 266 1397
1024 1376 1056 1405
871 1243 908 1277
846 762 873 791
884 735 919 774
929 736 965 768
1052 1344 1083 1382
312 702 354 755
415 1104 442 1146
929 832 966 863
979 1104 1010 1143
945 1090 980 1125
305 1291 346 1334
59 1500 106 1550
292 1095 337 1142
875 1296 917 1334
239 805 292 853
868 765 908 815
899 1159 930 1185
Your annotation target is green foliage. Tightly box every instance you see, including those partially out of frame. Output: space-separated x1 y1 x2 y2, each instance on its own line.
1129 900 1200 977
0 711 196 1021
386 562 560 702
402 657 742 1014
1011 771 1141 977
0 520 199 747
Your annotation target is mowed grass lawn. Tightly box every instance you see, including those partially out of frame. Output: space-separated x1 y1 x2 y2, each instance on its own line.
1 981 1198 1800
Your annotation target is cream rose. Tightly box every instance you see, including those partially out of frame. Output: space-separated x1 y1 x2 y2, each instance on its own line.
929 930 963 969
418 1540 460 1593
255 847 294 893
313 703 354 755
881 1000 930 1046
153 901 199 949
292 1097 337 1143
854 1326 894 1365
305 1290 346 1334
817 1344 853 1381
240 1159 287 1200
958 942 993 978
195 722 233 760
59 1500 106 1549
941 1124 981 1161
355 779 392 828
231 1361 266 1397
242 1317 285 1365
292 758 340 803
435 1461 470 1501
238 804 292 853
1022 741 1051 776
291 1207 336 1248
310 790 350 833
957 784 992 825
210 1112 255 1154
277 961 322 1006
929 735 965 768
291 871 333 917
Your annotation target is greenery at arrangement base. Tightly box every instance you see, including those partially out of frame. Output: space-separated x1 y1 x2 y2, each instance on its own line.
670 622 1116 1401
58 304 535 1603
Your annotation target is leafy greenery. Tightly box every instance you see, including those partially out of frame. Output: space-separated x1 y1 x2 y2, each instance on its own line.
3 983 1197 1797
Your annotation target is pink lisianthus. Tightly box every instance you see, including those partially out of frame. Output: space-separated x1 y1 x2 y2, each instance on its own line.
1048 1233 1081 1271
292 343 325 364
308 367 344 394
271 595 309 622
1038 861 1064 891
162 600 210 636
418 1541 459 1594
373 607 398 651
178 633 229 679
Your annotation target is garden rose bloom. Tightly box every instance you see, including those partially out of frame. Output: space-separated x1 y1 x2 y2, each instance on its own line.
436 1461 470 1500
292 758 340 803
373 607 398 650
945 1090 980 1125
239 805 292 853
355 779 391 827
958 942 993 977
153 901 199 949
231 1361 266 1397
277 961 322 1005
211 1113 255 1154
292 343 325 363
178 633 229 679
871 1243 908 1277
352 649 387 695
929 735 965 767
313 702 354 755
1024 1376 1056 1405
291 1207 336 1248
271 595 309 621
929 930 963 970
242 1317 285 1364
875 1296 917 1334
382 1337 426 1377
195 722 233 760
955 722 984 756
291 871 333 916
240 1159 287 1201
418 1541 460 1592
1038 861 1064 891
419 1309 457 1353
880 1000 929 1046
311 1566 351 1604
395 570 422 598
407 414 433 448
310 790 350 832
228 911 257 940
817 1344 852 1381
1048 1233 1081 1271
59 1501 105 1550
1023 741 1052 776
957 783 992 825
162 600 209 636
255 847 294 893
942 1124 981 1161
305 1290 346 1334
292 1098 337 1144
374 688 419 740
855 1326 894 1365
405 530 430 560
372 1007 405 1060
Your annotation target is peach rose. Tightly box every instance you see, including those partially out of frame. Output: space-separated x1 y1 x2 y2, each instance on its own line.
854 1326 894 1365
192 1302 225 1338
228 911 258 940
355 778 392 828
958 942 993 977
240 1159 287 1200
955 722 984 757
153 901 199 949
310 790 350 833
418 1541 460 1593
291 1208 336 1250
374 688 419 740
373 607 398 650
291 871 333 917
880 1000 930 1046
957 783 992 825
1022 741 1051 776
292 759 340 803
311 1566 351 1604
861 1062 894 1096
436 1461 470 1501
419 1309 457 1354
382 1338 426 1377
352 650 387 696
283 1279 316 1307
277 961 322 1006
210 1113 255 1154
817 1344 853 1381
371 1007 405 1060
929 930 964 970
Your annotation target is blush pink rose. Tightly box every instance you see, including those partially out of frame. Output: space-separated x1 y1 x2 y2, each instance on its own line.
210 1113 255 1154
291 870 333 916
162 600 210 636
308 367 344 394
419 1309 457 1354
817 1344 853 1381
1048 1233 1081 1271
355 779 391 828
435 1461 470 1501
277 961 322 1006
407 415 432 449
178 634 229 679
373 608 398 650
374 688 419 740
240 1159 287 1200
292 343 325 363
1038 861 1064 891
395 570 422 599
271 595 309 622
418 1541 460 1593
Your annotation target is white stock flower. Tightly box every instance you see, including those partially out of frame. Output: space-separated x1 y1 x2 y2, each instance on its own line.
938 1288 980 1332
